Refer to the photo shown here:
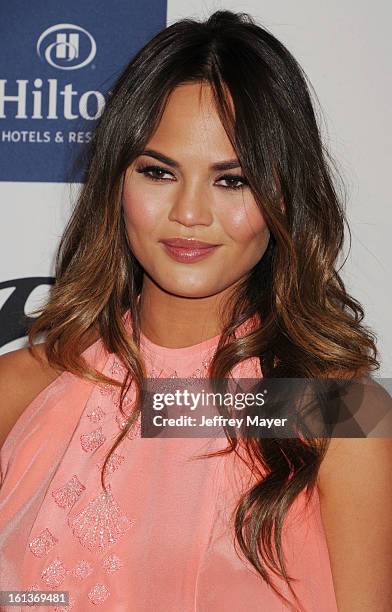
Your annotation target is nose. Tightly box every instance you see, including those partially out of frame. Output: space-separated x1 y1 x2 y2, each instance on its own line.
168 180 213 227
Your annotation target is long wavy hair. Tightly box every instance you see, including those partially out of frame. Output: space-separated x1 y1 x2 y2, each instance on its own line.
28 10 379 611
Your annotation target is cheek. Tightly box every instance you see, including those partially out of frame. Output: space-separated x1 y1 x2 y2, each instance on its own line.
218 199 268 243
122 180 160 235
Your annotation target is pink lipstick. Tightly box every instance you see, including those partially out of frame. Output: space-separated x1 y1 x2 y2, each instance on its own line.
160 238 221 263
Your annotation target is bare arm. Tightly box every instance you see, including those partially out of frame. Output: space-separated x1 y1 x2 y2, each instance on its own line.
0 344 62 450
317 436 392 611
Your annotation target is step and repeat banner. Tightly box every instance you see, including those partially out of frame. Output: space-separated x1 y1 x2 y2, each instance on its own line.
0 1 391 374
0 0 167 350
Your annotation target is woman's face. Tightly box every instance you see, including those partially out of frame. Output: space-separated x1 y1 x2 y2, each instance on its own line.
122 82 270 299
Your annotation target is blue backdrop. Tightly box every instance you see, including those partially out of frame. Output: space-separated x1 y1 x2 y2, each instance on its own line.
0 0 167 182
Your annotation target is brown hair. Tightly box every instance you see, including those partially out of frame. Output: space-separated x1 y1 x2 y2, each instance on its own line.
28 10 379 611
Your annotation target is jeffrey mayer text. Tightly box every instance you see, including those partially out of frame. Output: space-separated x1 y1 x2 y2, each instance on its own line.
200 415 288 428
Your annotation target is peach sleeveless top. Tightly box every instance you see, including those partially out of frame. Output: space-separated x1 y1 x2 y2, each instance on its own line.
0 311 337 611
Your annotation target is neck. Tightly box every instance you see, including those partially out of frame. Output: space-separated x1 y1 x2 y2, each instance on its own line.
137 277 234 349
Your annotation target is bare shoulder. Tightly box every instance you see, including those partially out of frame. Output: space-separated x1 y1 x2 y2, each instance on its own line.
0 343 63 449
317 376 392 484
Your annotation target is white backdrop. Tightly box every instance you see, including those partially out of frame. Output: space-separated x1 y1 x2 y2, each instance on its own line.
1 0 391 375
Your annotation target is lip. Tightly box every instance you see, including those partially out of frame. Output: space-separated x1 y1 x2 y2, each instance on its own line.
160 238 218 248
160 238 221 263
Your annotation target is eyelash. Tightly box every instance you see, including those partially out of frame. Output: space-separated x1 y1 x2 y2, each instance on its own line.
135 164 248 191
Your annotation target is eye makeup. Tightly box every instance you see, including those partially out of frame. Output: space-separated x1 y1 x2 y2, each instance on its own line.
135 164 248 191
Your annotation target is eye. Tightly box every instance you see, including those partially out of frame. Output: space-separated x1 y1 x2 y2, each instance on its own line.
217 174 248 191
135 164 248 191
136 164 174 182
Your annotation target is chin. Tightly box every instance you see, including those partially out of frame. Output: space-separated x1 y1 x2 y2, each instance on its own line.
158 279 224 299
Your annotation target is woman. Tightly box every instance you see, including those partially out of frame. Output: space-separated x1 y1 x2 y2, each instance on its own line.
0 9 391 612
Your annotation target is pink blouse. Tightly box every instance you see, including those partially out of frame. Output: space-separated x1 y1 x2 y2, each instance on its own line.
0 311 337 611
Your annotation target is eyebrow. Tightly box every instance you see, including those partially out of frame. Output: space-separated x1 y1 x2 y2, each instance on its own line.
139 148 241 172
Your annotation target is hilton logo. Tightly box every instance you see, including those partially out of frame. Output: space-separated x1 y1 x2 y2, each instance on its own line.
36 23 97 71
0 23 105 121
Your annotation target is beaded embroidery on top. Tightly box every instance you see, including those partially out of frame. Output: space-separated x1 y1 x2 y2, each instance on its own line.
88 584 110 605
80 426 107 453
41 558 68 587
102 553 123 574
52 475 86 509
68 483 133 552
71 559 93 581
29 528 58 558
86 406 106 423
96 453 126 480
23 316 260 608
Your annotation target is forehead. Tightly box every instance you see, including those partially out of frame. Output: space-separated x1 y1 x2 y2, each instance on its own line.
146 82 236 160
